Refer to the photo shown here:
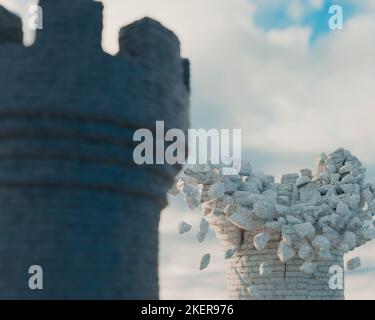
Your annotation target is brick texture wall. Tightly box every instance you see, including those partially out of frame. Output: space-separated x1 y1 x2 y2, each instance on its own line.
208 212 345 300
0 0 189 299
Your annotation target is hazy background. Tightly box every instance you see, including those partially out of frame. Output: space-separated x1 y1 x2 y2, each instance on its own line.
1 0 374 299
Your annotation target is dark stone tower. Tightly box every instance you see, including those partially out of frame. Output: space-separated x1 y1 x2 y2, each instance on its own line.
0 0 189 299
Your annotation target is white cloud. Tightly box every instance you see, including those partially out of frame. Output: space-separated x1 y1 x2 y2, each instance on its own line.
310 0 324 10
101 0 375 164
266 26 312 51
287 0 304 21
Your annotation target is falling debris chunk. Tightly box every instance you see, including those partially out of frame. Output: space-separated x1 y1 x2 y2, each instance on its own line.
362 227 375 240
206 182 225 201
294 222 315 240
277 241 295 263
296 176 310 187
233 191 252 206
227 210 252 231
300 261 316 274
342 231 357 251
318 249 334 260
196 230 207 243
178 221 192 234
286 215 303 224
199 254 211 270
253 233 270 251
336 201 351 217
298 242 312 260
312 235 330 251
277 196 289 206
347 257 361 271
185 164 211 175
180 182 201 209
199 219 210 233
225 248 237 260
196 218 210 243
253 202 274 220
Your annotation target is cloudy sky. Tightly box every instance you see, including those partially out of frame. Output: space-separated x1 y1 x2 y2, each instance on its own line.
1 0 374 299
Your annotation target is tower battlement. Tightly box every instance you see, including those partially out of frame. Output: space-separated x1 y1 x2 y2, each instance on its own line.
119 17 181 61
36 0 104 47
0 5 23 42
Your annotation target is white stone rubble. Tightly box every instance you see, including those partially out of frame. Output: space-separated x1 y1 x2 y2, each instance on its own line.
277 241 296 263
296 176 311 187
197 230 206 243
346 257 361 271
196 218 210 243
178 221 192 234
199 254 211 270
206 182 225 201
298 242 312 260
227 210 253 231
300 261 316 274
294 222 315 239
225 248 237 259
259 261 272 275
174 148 375 277
253 233 270 251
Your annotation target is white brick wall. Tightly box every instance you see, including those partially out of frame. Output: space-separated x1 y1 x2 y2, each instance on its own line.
208 212 345 300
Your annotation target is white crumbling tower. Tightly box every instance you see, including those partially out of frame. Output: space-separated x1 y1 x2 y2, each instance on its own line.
174 148 375 300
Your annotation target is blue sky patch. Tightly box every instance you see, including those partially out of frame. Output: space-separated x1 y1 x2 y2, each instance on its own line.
252 0 360 43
